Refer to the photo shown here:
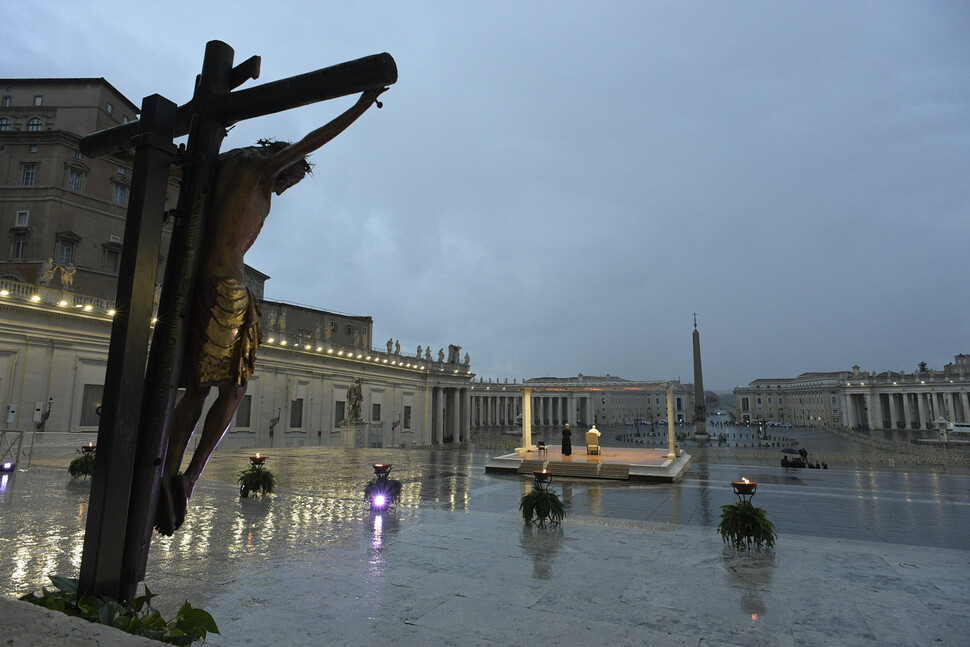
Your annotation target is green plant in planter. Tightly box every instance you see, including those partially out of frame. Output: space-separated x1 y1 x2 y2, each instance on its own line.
718 500 777 550
20 575 218 645
520 486 565 527
68 449 96 479
237 464 276 497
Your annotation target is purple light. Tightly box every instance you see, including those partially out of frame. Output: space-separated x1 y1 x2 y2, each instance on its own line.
373 494 387 508
0 462 14 472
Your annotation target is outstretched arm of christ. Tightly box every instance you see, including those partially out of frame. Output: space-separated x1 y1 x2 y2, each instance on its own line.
266 88 387 178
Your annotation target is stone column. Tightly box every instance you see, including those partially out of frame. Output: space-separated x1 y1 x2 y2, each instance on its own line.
863 394 873 429
902 393 913 429
665 383 677 459
448 388 460 442
434 387 444 443
518 387 535 453
917 392 928 429
960 392 970 423
460 387 470 442
888 393 898 428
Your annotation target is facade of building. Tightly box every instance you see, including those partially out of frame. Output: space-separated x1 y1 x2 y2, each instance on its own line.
0 78 474 448
0 78 179 299
469 374 695 429
0 275 474 447
734 357 970 430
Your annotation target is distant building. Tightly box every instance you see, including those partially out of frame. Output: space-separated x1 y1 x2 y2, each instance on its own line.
469 374 695 428
733 356 970 430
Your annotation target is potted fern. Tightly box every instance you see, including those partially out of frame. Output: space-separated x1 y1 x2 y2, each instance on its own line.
237 453 276 497
718 479 777 550
519 470 565 527
68 444 96 479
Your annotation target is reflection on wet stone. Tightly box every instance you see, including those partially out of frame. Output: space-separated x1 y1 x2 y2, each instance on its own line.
721 550 777 619
520 524 564 580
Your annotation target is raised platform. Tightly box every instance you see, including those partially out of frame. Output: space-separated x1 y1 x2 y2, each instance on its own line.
485 445 691 482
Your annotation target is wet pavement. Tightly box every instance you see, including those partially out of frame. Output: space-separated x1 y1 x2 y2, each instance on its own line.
2 444 969 646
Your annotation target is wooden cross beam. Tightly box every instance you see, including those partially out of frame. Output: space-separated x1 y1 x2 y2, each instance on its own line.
80 50 397 157
78 40 396 602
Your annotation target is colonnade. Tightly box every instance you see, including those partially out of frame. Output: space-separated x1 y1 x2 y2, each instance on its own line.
429 386 470 443
844 389 970 430
469 391 594 428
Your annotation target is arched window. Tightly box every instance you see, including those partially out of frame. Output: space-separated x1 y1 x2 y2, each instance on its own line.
27 117 42 131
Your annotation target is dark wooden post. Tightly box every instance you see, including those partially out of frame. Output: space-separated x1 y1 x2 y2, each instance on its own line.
78 94 177 599
118 40 240 600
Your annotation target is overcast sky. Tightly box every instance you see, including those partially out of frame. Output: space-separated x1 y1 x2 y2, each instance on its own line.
4 2 967 390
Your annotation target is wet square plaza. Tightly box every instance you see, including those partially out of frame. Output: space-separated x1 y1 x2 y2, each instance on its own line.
2 438 969 646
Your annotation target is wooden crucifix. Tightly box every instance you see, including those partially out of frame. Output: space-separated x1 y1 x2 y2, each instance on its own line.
77 40 396 602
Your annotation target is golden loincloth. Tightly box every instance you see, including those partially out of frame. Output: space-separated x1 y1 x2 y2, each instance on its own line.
188 278 261 387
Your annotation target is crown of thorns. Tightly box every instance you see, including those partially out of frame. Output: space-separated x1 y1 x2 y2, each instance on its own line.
257 138 314 174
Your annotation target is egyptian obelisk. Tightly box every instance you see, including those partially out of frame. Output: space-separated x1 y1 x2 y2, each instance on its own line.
692 314 709 438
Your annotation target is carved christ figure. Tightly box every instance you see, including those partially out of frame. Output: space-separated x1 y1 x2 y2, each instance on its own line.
155 88 386 535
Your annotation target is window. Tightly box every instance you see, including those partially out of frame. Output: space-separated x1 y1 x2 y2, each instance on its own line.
73 150 83 160
13 233 26 259
56 238 75 264
334 401 345 426
27 117 42 131
103 248 120 273
28 144 37 153
1 96 10 107
235 395 252 428
80 384 103 427
0 117 9 131
33 95 43 106
403 405 411 429
372 404 381 422
345 324 353 335
116 166 126 175
67 168 82 192
106 102 113 115
290 397 303 428
109 235 120 243
112 183 127 206
21 164 36 186
15 211 28 227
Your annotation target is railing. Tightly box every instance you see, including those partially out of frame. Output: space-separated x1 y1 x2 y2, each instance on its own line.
0 277 117 315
